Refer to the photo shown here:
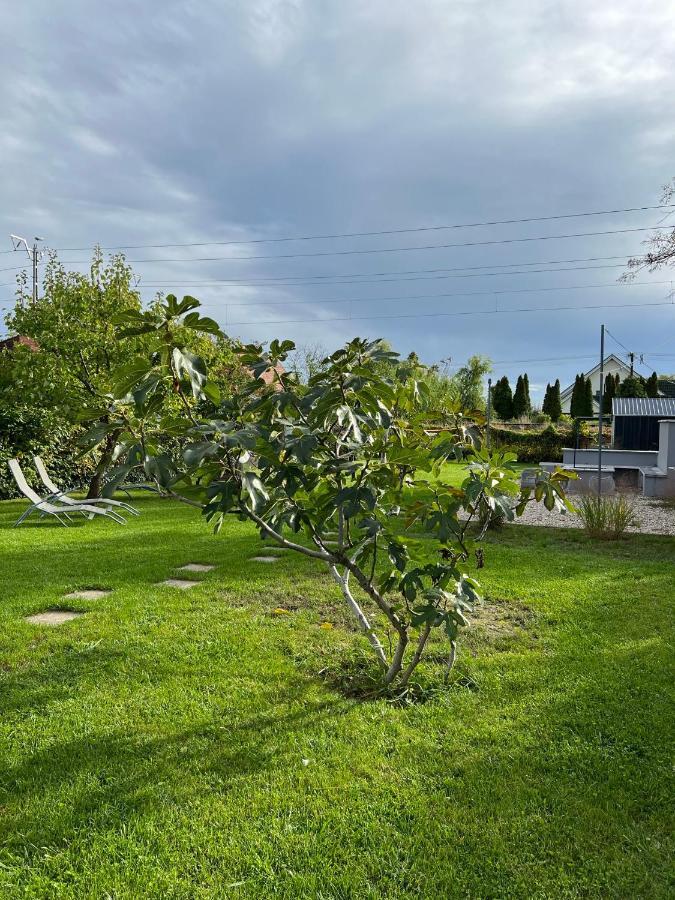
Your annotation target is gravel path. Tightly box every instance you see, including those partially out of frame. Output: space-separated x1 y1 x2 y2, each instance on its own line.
513 495 675 536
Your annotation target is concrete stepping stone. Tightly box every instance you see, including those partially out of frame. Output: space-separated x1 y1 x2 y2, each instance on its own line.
157 578 200 589
25 610 85 626
63 589 111 600
178 564 216 573
251 556 279 563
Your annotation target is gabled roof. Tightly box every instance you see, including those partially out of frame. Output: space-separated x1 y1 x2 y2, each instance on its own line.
612 397 675 417
560 353 632 400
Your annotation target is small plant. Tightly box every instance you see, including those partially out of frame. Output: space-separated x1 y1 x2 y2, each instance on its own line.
577 494 639 540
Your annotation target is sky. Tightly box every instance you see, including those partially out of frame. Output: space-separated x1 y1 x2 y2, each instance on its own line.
1 0 675 401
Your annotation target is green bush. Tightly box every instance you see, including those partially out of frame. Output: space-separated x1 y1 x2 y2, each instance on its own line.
490 424 574 463
0 406 92 500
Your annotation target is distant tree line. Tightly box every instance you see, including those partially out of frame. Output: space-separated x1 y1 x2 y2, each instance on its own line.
570 369 660 418
490 367 660 423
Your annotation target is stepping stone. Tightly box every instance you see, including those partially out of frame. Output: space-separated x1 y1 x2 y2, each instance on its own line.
156 578 200 589
63 589 111 601
25 610 85 626
178 564 216 573
251 556 279 563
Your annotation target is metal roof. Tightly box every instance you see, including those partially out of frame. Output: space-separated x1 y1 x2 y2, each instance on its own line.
612 397 675 417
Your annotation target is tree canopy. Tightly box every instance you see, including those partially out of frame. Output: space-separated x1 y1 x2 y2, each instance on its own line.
78 296 570 691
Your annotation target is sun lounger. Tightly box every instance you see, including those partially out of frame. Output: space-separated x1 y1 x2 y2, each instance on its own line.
33 456 139 515
8 459 126 527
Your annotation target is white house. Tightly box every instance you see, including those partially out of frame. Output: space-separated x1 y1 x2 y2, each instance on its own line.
559 353 633 415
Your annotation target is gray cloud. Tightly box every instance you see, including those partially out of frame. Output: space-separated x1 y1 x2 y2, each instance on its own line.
1 0 674 394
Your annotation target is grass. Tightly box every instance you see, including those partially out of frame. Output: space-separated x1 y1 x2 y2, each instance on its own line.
0 478 673 898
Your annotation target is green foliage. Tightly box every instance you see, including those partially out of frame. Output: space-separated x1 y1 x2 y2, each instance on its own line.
491 423 573 463
512 374 531 419
577 494 638 540
491 375 513 420
0 403 91 499
570 373 593 418
617 376 647 399
2 255 244 497
645 371 659 398
89 299 569 689
542 378 562 422
584 376 594 416
601 371 617 416
451 355 491 412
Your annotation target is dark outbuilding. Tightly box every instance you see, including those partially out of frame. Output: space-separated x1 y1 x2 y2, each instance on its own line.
612 397 675 451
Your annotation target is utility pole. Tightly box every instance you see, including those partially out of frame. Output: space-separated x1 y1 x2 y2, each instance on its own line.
10 235 43 305
597 323 605 498
628 350 634 377
486 377 492 450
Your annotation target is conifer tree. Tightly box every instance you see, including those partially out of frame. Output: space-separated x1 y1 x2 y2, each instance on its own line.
542 382 552 417
645 371 659 398
549 378 562 422
491 376 513 420
512 374 528 418
583 376 594 416
522 373 531 415
570 374 583 418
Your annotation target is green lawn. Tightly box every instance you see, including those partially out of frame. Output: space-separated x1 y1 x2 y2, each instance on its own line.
0 485 673 898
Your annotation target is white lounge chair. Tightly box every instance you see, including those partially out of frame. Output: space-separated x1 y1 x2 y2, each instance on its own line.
33 456 139 516
8 459 126 527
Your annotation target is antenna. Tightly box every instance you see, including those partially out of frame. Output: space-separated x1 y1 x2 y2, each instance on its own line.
9 234 44 304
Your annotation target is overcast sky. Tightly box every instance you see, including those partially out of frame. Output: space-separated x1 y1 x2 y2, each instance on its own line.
1 0 674 398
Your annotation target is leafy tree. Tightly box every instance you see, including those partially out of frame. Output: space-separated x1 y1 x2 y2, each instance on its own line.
645 371 659 398
4 251 145 497
3 251 242 497
491 376 513 420
452 355 491 412
617 376 647 399
512 374 530 419
81 297 570 691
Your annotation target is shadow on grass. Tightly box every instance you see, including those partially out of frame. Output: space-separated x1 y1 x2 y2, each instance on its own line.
0 650 348 862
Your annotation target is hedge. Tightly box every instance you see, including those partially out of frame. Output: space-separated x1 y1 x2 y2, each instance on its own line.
490 424 574 463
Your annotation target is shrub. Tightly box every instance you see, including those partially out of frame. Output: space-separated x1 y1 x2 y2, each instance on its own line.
0 406 92 500
576 494 638 539
491 424 574 463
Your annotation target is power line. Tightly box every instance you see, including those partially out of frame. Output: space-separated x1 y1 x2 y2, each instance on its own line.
56 225 673 265
490 354 598 366
135 253 634 285
219 298 675 328
163 279 673 311
0 252 633 285
40 203 675 252
604 328 632 355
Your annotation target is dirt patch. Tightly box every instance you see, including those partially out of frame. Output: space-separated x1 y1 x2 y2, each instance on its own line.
25 610 85 626
465 595 539 653
63 589 111 600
